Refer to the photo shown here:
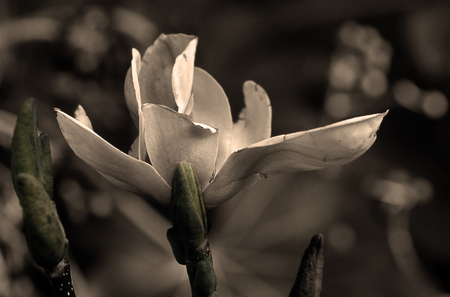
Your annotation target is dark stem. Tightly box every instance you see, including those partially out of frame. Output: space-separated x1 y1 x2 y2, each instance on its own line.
289 234 325 297
184 237 216 297
45 255 76 297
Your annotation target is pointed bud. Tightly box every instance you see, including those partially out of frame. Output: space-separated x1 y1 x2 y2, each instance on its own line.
171 161 207 248
170 161 218 297
11 98 47 194
11 99 67 269
289 234 325 297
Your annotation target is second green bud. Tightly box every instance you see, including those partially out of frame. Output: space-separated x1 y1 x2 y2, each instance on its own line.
171 161 208 248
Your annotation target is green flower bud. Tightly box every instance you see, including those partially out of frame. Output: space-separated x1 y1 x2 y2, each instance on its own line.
166 227 186 265
11 98 66 269
11 98 53 199
39 132 54 199
171 161 207 248
169 162 218 297
15 173 67 269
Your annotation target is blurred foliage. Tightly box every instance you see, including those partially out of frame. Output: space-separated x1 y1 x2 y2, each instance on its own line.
1 0 450 297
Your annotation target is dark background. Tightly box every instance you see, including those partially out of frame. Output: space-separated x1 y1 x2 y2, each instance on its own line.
1 0 450 296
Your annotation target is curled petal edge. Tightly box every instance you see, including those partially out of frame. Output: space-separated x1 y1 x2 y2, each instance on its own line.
172 38 197 114
124 34 197 127
231 80 272 152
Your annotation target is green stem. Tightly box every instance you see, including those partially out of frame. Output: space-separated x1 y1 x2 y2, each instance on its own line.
186 238 217 297
169 161 218 297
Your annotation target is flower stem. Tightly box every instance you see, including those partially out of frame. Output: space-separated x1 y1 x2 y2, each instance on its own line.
169 161 218 297
11 98 74 297
45 255 76 297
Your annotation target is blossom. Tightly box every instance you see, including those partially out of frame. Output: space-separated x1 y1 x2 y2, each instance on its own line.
55 33 387 207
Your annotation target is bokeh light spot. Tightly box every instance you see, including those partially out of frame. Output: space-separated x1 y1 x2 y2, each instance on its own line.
329 54 360 90
411 177 434 203
325 92 352 119
339 21 366 49
421 90 448 119
393 79 421 111
366 40 392 71
360 67 388 98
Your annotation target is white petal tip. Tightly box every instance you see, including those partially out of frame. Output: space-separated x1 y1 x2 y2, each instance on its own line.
74 105 93 130
131 48 141 60
172 38 198 114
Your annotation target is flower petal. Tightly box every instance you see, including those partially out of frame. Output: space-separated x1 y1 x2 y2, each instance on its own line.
204 111 388 205
231 81 272 151
172 38 197 113
142 104 219 188
124 48 141 127
124 34 197 124
130 49 148 162
128 136 139 159
191 67 233 171
54 109 171 204
74 105 93 130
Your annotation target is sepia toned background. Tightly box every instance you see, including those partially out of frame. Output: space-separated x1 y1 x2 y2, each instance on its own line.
1 0 450 296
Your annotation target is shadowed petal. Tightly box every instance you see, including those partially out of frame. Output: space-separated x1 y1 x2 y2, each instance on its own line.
142 104 219 188
204 111 387 205
128 136 140 159
191 67 233 171
231 81 272 151
55 109 171 205
124 34 197 125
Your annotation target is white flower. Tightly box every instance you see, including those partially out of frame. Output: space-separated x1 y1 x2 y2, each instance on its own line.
55 33 387 207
